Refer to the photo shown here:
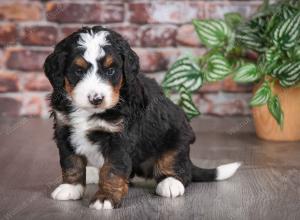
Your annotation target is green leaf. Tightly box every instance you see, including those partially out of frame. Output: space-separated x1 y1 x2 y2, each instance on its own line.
264 47 282 74
162 57 203 92
205 54 231 82
235 25 265 52
250 81 271 106
265 47 281 62
290 0 300 8
193 19 231 48
281 4 298 19
234 64 259 83
272 61 300 87
273 12 300 50
294 45 300 59
224 12 243 28
178 86 200 120
268 95 284 128
287 45 300 59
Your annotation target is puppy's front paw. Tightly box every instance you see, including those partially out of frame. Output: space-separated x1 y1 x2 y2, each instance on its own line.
51 184 84 200
156 177 185 198
89 199 113 210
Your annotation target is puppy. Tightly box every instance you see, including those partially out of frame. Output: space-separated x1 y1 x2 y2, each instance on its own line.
44 26 241 210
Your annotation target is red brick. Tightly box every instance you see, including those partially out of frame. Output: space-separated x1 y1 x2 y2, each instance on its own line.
61 26 82 38
5 48 51 71
0 48 4 67
177 48 206 58
135 47 206 74
129 2 204 24
141 25 177 47
23 74 52 92
46 3 124 23
0 3 41 21
111 25 140 47
0 24 17 46
0 97 21 116
205 2 260 19
200 82 222 93
222 77 254 93
61 25 140 46
134 48 180 73
176 24 200 47
0 71 19 93
195 93 252 116
20 26 58 46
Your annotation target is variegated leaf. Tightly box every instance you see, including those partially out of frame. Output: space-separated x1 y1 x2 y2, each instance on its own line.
272 61 300 87
178 86 200 120
205 54 231 82
250 81 271 106
268 95 284 128
162 57 203 92
235 27 265 52
273 12 300 50
234 64 259 83
193 19 232 48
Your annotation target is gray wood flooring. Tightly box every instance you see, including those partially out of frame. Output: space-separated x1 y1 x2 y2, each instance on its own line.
0 117 299 220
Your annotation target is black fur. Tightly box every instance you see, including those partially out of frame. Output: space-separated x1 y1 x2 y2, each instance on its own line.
44 26 219 208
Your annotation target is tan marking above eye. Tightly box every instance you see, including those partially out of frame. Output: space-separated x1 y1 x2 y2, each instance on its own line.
74 56 88 69
103 55 114 68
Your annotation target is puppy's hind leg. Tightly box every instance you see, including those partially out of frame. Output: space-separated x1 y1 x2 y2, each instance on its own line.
154 149 191 198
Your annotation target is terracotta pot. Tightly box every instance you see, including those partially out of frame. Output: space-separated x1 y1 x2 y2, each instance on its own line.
252 82 300 141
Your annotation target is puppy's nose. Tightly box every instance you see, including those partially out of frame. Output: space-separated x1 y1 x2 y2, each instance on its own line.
88 93 103 105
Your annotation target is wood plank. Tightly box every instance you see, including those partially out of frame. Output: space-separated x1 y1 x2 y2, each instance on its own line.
0 117 299 220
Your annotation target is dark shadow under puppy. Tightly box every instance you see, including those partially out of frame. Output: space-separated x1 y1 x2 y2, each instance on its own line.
44 26 241 210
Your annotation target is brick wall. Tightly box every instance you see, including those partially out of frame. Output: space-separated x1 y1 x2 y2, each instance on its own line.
0 0 262 118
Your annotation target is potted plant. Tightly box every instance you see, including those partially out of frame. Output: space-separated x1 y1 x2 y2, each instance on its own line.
162 0 300 141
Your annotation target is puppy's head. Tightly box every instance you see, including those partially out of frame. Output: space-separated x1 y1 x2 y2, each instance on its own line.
44 26 139 112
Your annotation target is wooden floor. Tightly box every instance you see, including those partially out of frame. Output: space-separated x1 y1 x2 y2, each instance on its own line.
0 116 299 220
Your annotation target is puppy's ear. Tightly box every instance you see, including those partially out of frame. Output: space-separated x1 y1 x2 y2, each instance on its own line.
110 32 140 82
123 47 139 82
44 50 67 90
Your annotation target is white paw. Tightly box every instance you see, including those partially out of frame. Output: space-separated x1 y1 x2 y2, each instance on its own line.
86 166 99 184
51 184 84 200
89 200 113 210
156 177 185 198
216 162 241 181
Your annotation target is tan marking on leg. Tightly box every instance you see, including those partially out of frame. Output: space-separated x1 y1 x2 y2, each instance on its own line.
62 155 87 185
92 162 128 207
154 150 178 178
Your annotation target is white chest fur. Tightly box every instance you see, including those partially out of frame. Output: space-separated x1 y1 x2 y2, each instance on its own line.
69 109 105 167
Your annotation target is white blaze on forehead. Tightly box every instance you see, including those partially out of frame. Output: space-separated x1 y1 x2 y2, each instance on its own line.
72 30 115 111
78 30 110 66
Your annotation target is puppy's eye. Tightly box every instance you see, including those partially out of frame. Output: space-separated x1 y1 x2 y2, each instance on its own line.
74 68 84 76
106 68 115 76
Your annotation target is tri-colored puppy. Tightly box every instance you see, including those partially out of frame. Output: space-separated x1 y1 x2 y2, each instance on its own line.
44 26 241 210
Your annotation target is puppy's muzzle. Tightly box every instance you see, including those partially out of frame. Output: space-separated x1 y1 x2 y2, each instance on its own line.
88 93 104 106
